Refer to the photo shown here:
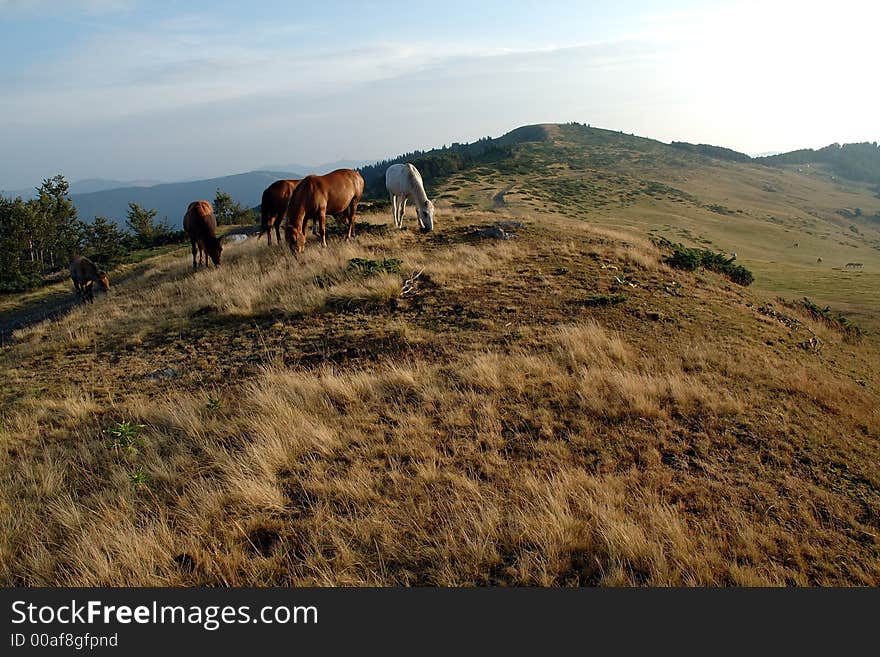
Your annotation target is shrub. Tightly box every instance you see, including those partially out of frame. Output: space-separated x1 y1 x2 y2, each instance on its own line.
347 257 402 276
662 242 754 286
583 293 628 307
104 420 145 455
798 297 862 341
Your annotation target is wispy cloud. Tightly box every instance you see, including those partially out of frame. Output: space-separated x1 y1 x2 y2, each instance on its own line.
1 1 877 188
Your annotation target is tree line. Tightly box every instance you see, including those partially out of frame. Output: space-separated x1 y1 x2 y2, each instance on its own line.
0 176 254 292
759 142 880 186
358 136 512 198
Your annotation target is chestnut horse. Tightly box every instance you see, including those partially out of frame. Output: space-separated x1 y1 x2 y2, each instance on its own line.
260 179 299 246
284 169 364 254
70 254 110 303
183 200 222 268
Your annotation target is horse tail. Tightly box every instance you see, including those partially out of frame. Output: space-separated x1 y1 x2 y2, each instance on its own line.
259 189 271 235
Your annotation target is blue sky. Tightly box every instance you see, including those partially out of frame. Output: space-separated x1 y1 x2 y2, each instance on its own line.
1 0 877 189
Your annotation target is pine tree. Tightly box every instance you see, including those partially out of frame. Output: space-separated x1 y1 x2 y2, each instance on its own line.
125 203 159 248
0 196 42 291
30 175 84 271
85 216 127 264
213 189 253 225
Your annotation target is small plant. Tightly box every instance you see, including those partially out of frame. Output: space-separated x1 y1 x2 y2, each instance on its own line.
347 257 402 277
312 273 333 289
206 395 222 411
583 293 628 307
128 467 150 490
104 420 145 455
798 297 862 341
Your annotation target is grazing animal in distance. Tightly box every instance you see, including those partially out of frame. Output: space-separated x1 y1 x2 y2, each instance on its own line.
70 254 110 303
183 200 222 268
260 179 300 246
284 169 364 254
385 163 434 231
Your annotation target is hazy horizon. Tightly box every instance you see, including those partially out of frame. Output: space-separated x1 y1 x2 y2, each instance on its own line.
2 0 877 190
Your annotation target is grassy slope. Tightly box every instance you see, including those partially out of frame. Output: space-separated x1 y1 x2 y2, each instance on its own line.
0 126 878 586
0 209 878 586
434 123 880 328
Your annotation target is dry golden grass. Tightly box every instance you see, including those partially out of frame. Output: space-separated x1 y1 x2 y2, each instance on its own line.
0 210 878 586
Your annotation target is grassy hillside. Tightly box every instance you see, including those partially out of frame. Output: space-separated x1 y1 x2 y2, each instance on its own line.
408 123 880 328
1 206 878 586
1 124 879 586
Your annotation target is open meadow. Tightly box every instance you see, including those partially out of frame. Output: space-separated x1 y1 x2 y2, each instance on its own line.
1 157 879 584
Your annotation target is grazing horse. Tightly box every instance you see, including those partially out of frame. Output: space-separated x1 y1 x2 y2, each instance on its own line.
183 200 222 268
284 169 364 254
385 163 434 232
260 179 300 246
70 254 110 303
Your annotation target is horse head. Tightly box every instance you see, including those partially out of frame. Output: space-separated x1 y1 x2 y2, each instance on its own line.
96 271 111 291
285 224 306 255
206 236 223 266
418 200 435 232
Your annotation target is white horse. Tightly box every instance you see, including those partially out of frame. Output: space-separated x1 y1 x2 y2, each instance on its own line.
385 163 434 232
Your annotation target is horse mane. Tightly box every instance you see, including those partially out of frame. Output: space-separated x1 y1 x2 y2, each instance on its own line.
406 164 429 206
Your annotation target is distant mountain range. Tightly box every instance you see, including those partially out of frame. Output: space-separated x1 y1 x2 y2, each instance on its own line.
257 159 369 175
68 170 304 227
1 161 369 227
1 177 165 201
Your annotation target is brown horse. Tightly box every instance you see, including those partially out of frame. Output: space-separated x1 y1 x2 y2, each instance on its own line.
183 200 222 268
284 169 364 254
70 254 110 303
260 179 300 245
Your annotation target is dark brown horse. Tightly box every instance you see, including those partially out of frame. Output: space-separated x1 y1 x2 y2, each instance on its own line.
70 254 110 303
260 179 300 245
284 169 364 254
183 200 222 268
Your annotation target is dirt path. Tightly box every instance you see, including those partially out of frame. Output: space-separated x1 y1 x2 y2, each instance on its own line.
493 186 512 207
0 257 166 345
0 291 80 345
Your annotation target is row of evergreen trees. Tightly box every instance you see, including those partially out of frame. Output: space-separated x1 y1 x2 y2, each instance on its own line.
358 136 508 198
759 142 880 186
0 176 254 293
0 175 180 291
0 175 254 292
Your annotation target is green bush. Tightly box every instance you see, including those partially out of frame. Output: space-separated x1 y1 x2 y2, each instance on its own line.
799 297 862 340
346 257 402 276
663 243 754 286
583 293 627 307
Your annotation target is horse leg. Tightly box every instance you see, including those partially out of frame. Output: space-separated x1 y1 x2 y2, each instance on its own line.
401 197 407 226
191 240 198 269
274 218 282 246
346 196 360 240
319 207 327 248
390 194 398 227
